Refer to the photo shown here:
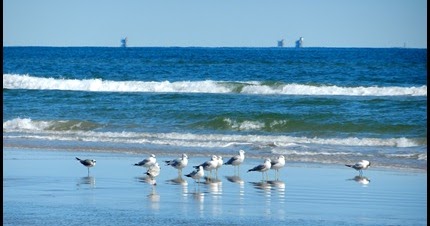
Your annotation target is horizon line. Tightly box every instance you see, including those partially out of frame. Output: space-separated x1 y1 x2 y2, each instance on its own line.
3 45 426 50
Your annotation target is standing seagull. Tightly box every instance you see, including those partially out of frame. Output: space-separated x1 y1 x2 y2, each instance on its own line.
193 155 218 178
146 162 161 179
185 166 204 184
134 154 156 168
345 160 371 176
247 158 272 181
270 155 285 180
224 150 245 174
165 153 188 177
215 155 223 179
76 157 96 176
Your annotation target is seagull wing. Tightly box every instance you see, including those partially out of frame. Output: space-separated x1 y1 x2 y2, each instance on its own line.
225 155 239 165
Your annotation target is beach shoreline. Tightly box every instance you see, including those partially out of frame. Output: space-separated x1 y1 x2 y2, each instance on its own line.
3 147 427 225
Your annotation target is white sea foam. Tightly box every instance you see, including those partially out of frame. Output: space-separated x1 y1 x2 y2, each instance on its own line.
2 118 51 131
223 118 265 131
3 118 424 149
241 83 427 96
386 153 426 159
3 74 230 94
4 74 427 96
272 149 359 156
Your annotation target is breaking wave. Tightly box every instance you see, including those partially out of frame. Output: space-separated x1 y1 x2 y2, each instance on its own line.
3 118 425 149
4 74 427 96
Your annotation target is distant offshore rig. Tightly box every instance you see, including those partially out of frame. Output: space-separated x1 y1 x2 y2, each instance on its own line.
121 37 128 47
277 37 303 48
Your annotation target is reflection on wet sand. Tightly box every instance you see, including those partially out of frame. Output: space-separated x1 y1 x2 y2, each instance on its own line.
225 175 244 184
207 180 222 196
250 181 272 215
147 186 160 210
250 181 272 195
190 188 205 217
348 175 371 186
250 180 286 198
137 175 157 185
267 180 285 190
76 176 96 188
225 175 245 204
249 180 286 216
166 176 188 186
202 176 222 184
191 190 205 202
268 180 285 204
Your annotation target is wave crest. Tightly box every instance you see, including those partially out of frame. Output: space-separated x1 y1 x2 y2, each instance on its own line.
3 118 424 148
4 74 427 96
3 117 100 132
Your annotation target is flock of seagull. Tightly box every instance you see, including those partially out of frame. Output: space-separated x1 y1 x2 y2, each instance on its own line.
76 150 371 185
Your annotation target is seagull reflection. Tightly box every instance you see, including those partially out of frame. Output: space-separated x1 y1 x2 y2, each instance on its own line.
191 189 205 203
166 176 188 186
182 182 189 198
267 180 285 189
203 176 222 184
147 186 160 201
348 175 371 185
208 180 222 196
191 189 205 217
77 176 96 188
225 175 244 184
147 186 160 210
136 175 157 185
249 181 272 194
268 180 285 204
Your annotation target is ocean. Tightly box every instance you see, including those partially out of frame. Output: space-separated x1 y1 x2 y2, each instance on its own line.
3 47 427 170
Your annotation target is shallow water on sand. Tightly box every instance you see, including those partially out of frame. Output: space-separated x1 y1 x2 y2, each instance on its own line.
3 148 427 226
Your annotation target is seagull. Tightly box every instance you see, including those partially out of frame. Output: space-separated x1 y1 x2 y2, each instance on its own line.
270 155 285 180
76 157 96 175
165 153 188 177
146 162 161 179
185 165 204 184
224 150 245 174
215 155 223 178
247 158 272 181
193 155 218 178
345 160 371 176
134 154 156 168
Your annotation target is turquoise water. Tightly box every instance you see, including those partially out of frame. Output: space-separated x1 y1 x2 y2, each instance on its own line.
3 47 427 170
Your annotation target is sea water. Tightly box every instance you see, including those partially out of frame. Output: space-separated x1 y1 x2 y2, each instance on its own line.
3 47 427 170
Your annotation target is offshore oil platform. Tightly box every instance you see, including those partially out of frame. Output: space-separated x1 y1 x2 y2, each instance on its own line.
121 37 128 47
277 37 304 48
295 37 304 48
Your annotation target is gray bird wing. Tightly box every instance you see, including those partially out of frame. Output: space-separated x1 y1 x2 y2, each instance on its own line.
249 164 265 172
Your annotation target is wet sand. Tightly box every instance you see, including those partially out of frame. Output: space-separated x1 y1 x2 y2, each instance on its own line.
3 148 427 225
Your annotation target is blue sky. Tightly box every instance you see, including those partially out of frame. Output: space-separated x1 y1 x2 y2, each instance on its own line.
3 0 427 48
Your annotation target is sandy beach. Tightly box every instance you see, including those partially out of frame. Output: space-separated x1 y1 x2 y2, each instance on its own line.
3 148 427 226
